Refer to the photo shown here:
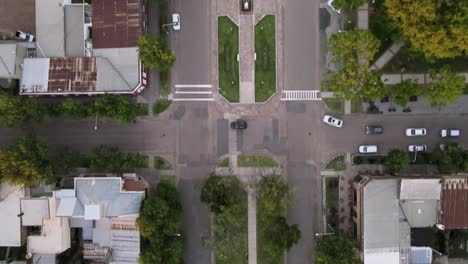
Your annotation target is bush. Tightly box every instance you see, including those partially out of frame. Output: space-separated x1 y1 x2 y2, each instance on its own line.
153 99 172 115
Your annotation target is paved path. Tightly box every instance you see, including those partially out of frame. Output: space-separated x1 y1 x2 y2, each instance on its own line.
370 43 404 70
357 4 368 30
382 72 468 85
239 14 256 104
247 187 257 264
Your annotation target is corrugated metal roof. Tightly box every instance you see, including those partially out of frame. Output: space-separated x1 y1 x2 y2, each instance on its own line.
92 0 141 49
48 57 97 92
441 178 468 229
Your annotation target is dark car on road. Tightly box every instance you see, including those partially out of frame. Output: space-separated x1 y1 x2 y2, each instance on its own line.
366 126 383 134
231 120 247 129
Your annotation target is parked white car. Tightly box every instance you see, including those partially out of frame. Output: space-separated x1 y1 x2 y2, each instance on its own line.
359 145 377 154
441 129 460 138
408 145 427 152
15 30 35 42
172 13 181 31
322 115 343 128
405 128 427 136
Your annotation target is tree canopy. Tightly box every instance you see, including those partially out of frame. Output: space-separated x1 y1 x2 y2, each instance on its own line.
0 93 45 128
315 235 361 264
89 145 148 173
384 149 409 174
423 66 465 110
431 142 467 174
137 181 184 264
138 35 176 71
0 137 53 187
327 30 384 100
385 0 468 59
331 0 367 10
391 79 421 107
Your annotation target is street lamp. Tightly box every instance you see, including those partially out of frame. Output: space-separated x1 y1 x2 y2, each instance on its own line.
94 113 98 130
315 224 335 237
169 233 181 237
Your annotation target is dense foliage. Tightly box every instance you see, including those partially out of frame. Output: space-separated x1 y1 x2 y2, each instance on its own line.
0 93 45 128
384 149 409 174
423 66 466 110
327 30 384 100
138 35 176 71
331 0 367 10
391 79 421 107
137 181 184 264
88 145 148 173
385 0 468 59
315 235 361 264
432 142 467 174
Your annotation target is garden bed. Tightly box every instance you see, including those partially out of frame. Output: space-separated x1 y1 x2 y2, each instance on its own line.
218 16 240 103
325 177 339 230
353 155 386 165
325 155 346 171
255 15 276 102
238 154 278 167
154 156 173 170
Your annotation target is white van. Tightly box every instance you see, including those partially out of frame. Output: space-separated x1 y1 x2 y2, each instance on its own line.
358 145 377 154
441 129 460 137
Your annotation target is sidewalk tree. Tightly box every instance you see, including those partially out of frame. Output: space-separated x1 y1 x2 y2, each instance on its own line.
327 30 382 100
423 66 465 110
0 94 45 128
385 0 468 59
94 94 140 125
89 145 148 173
138 35 175 71
331 0 367 10
137 181 183 264
432 142 466 174
60 98 91 118
0 137 53 187
385 149 409 174
315 235 360 264
392 79 421 107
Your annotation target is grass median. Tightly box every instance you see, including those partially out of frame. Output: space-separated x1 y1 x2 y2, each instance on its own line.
218 16 240 103
255 15 276 102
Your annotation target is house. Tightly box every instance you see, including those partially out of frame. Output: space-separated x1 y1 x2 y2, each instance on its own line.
18 0 148 96
440 178 468 229
353 177 441 264
55 176 146 263
0 183 25 247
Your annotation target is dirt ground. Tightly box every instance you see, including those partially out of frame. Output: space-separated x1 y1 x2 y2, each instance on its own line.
0 0 35 35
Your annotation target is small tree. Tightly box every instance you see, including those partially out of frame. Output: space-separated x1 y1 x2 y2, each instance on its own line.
94 94 140 125
138 35 176 71
60 98 91 118
0 137 53 187
315 235 360 264
89 145 147 173
392 79 421 107
0 94 45 128
385 149 409 174
431 142 465 174
423 66 465 110
201 174 243 214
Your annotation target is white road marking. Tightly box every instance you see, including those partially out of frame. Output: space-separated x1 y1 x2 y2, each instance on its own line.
175 84 212 88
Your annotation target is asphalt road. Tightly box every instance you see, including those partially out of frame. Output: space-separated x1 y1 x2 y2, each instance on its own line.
284 0 320 91
171 0 211 85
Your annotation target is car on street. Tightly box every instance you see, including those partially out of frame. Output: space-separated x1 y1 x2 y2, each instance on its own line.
441 129 460 138
230 119 247 129
405 128 427 136
358 145 377 154
322 115 343 128
366 126 383 134
172 13 181 31
408 145 427 152
15 30 35 42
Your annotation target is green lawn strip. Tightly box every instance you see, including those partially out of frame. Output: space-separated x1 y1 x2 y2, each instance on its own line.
322 97 344 114
218 16 240 103
136 103 148 116
154 156 173 170
382 45 468 73
153 99 172 115
325 155 346 171
351 97 363 113
160 175 176 187
255 15 276 102
218 157 230 167
325 177 339 230
237 155 278 167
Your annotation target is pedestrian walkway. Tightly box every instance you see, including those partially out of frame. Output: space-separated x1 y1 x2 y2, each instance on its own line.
357 4 368 30
381 73 468 85
239 14 255 104
248 187 257 264
172 84 214 101
370 43 404 70
281 90 321 101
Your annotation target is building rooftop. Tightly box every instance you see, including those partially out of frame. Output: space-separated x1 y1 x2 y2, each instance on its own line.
35 0 67 57
92 0 141 49
400 179 442 200
0 43 17 78
64 5 85 57
0 183 24 247
20 198 50 226
441 178 468 229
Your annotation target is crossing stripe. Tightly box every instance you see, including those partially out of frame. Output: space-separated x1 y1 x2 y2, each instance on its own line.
175 91 213 94
281 90 321 101
175 84 212 88
173 98 215 101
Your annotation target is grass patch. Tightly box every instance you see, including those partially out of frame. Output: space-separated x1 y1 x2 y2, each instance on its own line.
325 155 346 171
238 155 278 167
153 99 172 115
323 97 344 113
382 45 468 73
342 8 357 31
159 70 171 96
351 97 363 113
255 15 276 102
154 156 173 170
325 177 339 231
218 157 230 167
160 175 176 186
218 16 240 103
136 103 148 116
369 0 402 60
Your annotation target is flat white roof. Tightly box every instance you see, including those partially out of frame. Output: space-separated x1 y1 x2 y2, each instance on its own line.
0 183 24 247
400 179 441 200
20 198 50 226
35 0 68 57
0 43 17 78
20 58 49 93
56 197 77 217
84 204 101 220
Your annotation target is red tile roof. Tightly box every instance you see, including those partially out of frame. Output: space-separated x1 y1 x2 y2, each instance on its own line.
441 178 468 229
48 58 97 92
92 0 141 49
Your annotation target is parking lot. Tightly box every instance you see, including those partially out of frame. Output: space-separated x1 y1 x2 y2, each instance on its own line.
0 0 36 36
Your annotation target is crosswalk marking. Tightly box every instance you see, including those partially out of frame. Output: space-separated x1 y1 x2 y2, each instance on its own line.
175 84 212 88
281 90 321 101
173 98 215 101
173 84 214 101
175 91 213 94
